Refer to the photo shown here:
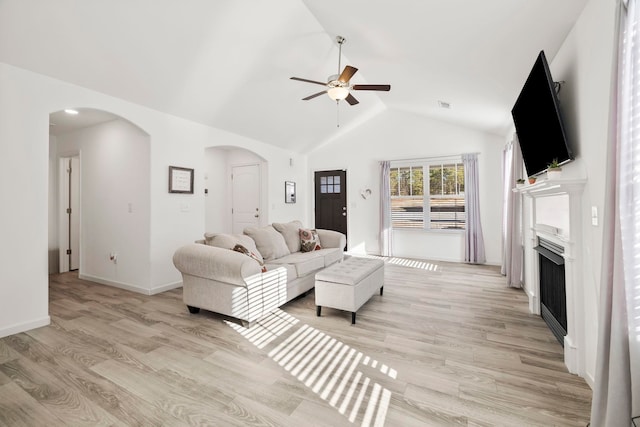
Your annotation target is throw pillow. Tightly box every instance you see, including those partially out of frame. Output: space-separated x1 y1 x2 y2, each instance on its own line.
299 228 322 252
203 233 264 263
272 220 303 253
243 225 291 261
233 244 267 273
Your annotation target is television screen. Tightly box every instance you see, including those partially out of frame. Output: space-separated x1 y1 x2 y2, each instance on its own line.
511 51 573 177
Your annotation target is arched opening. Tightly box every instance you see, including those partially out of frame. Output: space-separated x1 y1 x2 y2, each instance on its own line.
48 108 151 291
203 145 268 234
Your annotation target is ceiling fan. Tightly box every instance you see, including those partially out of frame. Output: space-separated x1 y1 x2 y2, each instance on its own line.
290 36 391 106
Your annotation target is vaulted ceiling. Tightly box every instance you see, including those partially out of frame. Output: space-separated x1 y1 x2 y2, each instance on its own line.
0 0 588 153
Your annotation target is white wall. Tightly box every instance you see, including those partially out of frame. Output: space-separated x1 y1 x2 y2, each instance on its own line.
308 108 504 264
48 135 59 274
0 62 309 338
55 119 152 292
262 151 309 225
520 0 616 386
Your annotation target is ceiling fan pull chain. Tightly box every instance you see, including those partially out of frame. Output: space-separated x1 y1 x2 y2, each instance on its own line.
337 100 340 127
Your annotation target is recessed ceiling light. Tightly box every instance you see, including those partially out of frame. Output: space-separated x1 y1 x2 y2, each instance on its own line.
64 109 79 115
438 101 451 109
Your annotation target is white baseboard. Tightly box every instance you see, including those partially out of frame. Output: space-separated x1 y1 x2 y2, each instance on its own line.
585 371 595 389
0 316 50 339
150 281 182 295
79 273 151 295
79 273 182 296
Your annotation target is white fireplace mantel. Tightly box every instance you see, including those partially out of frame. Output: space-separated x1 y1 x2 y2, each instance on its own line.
517 178 587 198
515 178 587 377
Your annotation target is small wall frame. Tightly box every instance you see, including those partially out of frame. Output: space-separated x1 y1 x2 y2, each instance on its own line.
285 181 296 203
168 166 194 194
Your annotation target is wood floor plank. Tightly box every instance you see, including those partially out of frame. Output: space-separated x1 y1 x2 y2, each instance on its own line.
0 357 124 426
0 261 592 426
91 359 243 426
0 339 20 365
0 382 66 427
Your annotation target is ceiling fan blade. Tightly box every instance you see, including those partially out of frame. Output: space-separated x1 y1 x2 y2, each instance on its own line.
338 65 358 83
290 77 327 86
345 93 359 105
302 90 327 101
352 84 391 91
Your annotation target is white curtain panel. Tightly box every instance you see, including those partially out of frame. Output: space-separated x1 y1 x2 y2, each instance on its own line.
590 0 640 424
501 138 524 288
379 161 392 257
462 153 486 264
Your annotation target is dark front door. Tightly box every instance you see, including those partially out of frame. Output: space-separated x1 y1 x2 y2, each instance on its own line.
314 170 347 248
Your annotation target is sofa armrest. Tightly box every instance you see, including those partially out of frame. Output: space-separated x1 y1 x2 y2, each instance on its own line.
316 229 346 249
173 244 262 287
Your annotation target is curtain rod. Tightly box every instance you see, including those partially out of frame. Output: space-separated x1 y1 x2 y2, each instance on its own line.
385 152 480 163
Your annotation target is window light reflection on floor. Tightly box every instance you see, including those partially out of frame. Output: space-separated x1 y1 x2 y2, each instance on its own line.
346 253 439 272
387 257 439 271
227 308 397 426
225 309 298 349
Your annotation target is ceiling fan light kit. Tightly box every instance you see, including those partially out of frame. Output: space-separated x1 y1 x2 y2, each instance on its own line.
327 86 349 101
290 35 391 108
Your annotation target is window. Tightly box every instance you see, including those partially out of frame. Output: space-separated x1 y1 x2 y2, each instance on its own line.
390 160 465 230
320 175 341 194
428 163 465 229
390 166 424 228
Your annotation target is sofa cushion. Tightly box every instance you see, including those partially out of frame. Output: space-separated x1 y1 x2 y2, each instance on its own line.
270 251 325 277
315 247 344 267
204 233 263 263
272 220 303 253
243 225 290 261
300 228 322 252
264 262 297 281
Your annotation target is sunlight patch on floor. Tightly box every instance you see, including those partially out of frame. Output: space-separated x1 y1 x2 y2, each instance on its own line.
345 254 439 272
224 309 298 349
228 309 396 426
387 257 439 271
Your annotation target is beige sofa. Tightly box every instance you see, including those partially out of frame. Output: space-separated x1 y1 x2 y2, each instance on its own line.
172 220 345 325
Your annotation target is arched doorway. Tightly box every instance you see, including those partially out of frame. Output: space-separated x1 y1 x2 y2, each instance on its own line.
203 146 268 234
48 108 151 290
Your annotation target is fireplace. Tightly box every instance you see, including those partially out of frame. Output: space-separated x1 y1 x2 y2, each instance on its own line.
517 178 587 380
535 238 567 346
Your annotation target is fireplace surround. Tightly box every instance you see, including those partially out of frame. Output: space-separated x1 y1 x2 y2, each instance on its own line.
516 178 586 377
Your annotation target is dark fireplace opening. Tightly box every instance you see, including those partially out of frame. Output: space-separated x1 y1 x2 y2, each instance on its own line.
534 238 567 346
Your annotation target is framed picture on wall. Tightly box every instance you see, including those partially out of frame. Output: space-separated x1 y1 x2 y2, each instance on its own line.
285 181 296 203
169 166 194 194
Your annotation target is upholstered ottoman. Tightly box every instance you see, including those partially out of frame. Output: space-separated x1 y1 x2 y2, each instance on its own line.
315 257 384 324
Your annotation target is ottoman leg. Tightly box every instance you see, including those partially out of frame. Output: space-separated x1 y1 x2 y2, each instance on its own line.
187 305 200 314
351 312 356 324
316 306 322 317
380 286 384 296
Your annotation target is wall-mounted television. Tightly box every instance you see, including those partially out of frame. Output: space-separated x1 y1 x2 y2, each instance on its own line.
511 50 573 177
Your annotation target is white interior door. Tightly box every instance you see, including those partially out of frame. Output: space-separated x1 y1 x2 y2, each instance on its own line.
59 156 80 272
232 164 261 234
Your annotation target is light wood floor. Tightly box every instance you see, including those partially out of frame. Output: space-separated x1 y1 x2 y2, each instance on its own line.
0 258 591 426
